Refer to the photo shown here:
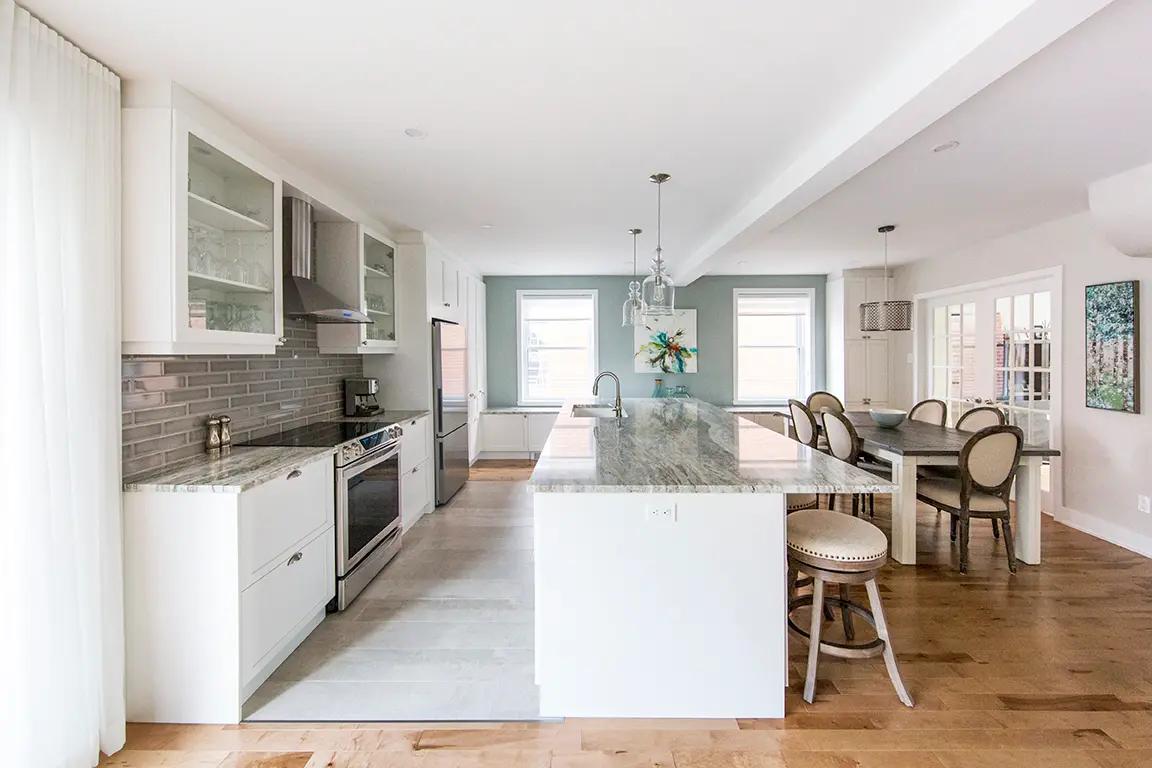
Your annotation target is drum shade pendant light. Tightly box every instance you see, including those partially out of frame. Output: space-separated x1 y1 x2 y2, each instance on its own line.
622 228 644 327
860 224 913 332
641 173 675 319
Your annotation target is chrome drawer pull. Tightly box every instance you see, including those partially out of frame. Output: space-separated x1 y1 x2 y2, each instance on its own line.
287 469 302 480
287 551 303 566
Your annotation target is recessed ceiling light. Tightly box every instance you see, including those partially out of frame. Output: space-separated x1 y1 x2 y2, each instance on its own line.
479 223 494 229
404 128 428 139
737 260 749 266
932 140 960 153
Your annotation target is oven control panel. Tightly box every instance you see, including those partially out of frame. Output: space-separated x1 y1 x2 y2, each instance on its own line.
336 425 403 467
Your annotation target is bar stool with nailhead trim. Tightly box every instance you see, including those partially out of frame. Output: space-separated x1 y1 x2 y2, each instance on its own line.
786 508 914 707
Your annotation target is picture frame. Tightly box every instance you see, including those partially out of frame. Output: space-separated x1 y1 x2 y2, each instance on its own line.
1085 280 1140 413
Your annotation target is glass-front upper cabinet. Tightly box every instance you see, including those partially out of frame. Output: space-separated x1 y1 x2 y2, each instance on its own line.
184 134 278 338
363 233 396 345
122 106 283 355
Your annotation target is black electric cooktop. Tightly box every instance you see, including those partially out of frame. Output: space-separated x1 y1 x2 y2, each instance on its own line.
239 421 391 448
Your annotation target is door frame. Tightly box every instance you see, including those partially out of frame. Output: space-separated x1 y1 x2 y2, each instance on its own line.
911 266 1063 515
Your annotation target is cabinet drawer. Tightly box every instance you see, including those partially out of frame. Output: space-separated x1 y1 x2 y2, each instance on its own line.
240 526 333 685
400 416 429 474
239 456 333 585
401 458 431 530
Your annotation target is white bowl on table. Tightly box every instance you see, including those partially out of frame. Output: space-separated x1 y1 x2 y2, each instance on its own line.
869 408 907 428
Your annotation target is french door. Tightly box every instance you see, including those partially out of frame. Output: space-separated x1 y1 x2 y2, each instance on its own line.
919 271 1061 509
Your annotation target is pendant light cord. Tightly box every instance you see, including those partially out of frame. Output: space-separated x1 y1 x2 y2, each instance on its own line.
884 229 889 304
655 180 663 268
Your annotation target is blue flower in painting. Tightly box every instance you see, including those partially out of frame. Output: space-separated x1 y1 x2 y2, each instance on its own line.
637 328 697 373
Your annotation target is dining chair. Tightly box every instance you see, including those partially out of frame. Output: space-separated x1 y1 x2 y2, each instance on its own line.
788 399 821 450
822 409 889 518
956 406 1005 432
806 391 845 415
920 405 1007 535
916 425 1024 574
908 398 947 426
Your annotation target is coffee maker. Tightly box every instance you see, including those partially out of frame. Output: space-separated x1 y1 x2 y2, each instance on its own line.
343 377 381 417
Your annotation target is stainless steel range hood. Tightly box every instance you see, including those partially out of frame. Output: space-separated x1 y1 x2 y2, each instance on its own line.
282 197 372 323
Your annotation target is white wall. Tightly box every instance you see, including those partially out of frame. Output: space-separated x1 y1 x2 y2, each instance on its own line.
890 211 1152 556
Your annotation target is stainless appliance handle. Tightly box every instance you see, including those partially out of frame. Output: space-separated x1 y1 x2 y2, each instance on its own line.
339 442 401 479
287 551 303 566
287 469 302 480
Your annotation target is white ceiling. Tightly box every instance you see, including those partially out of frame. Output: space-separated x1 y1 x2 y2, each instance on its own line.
709 0 1152 275
22 0 1134 277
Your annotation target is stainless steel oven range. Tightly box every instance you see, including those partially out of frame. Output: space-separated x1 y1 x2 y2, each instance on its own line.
239 420 403 610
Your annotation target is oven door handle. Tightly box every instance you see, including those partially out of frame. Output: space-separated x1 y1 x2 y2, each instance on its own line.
339 442 401 478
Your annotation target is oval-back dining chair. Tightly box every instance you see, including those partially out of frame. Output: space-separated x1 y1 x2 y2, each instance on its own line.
908 399 947 426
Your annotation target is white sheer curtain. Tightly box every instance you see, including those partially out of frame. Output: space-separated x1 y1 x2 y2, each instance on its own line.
0 1 125 765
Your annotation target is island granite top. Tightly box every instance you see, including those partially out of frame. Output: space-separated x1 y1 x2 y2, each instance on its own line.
528 398 896 494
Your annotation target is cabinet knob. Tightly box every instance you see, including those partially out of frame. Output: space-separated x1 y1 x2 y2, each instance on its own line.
287 551 303 566
277 336 287 344
287 469 302 480
443 302 451 307
361 340 369 346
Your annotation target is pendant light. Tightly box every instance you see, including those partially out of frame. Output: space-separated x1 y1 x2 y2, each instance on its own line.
622 228 644 327
860 224 913 332
641 172 675 318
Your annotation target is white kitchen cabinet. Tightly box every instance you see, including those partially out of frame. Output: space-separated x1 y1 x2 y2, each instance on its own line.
465 276 488 464
527 413 558 452
123 107 284 355
827 271 894 409
400 414 434 530
123 455 334 723
481 413 530 453
427 248 464 322
844 336 890 408
316 224 399 354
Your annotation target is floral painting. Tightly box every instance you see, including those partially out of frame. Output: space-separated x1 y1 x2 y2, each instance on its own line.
634 309 698 373
1086 280 1140 413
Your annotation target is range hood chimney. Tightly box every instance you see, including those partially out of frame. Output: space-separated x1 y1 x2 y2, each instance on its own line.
282 197 372 323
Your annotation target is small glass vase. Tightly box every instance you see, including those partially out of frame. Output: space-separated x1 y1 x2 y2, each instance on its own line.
651 378 665 398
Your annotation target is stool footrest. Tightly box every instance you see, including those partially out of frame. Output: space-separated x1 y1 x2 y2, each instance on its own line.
787 594 886 660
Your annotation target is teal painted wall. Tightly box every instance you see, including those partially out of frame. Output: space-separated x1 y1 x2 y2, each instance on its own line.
483 275 826 407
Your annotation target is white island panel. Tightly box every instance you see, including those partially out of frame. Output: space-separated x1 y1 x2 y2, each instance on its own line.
534 491 787 718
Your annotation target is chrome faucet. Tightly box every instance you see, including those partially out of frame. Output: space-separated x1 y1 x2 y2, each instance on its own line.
592 371 623 418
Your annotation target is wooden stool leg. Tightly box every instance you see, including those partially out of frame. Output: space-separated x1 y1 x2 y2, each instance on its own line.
864 578 914 708
1001 515 1018 574
839 583 855 641
803 578 825 703
949 514 957 542
869 493 875 518
851 494 859 517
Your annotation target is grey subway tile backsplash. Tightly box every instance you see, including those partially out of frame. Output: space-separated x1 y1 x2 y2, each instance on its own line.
121 319 364 478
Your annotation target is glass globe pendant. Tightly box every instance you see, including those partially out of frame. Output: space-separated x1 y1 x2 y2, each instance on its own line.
641 173 675 319
622 228 644 327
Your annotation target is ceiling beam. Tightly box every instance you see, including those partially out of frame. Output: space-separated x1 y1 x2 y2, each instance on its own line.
677 0 1116 284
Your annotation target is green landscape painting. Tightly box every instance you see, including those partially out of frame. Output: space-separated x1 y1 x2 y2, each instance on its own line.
1085 280 1140 413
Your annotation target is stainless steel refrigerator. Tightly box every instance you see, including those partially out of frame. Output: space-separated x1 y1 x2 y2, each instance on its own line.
431 319 469 504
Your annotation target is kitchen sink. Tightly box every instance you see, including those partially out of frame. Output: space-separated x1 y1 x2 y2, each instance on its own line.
571 403 627 419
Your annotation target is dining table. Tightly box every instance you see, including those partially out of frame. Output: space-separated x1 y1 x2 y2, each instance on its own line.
780 410 1058 566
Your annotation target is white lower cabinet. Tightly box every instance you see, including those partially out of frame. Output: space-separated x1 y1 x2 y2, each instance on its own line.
400 414 434 528
480 412 558 457
124 455 335 724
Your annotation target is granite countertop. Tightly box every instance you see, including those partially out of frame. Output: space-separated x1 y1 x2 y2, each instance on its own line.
123 446 337 494
484 406 561 414
528 398 896 494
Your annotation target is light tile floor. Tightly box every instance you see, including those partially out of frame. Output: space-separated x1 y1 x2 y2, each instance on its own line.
244 480 541 721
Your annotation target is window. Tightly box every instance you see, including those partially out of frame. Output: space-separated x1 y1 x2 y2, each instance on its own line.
929 302 976 422
734 289 814 403
517 290 598 405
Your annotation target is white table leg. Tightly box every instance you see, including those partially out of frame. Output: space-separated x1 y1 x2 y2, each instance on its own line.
1015 456 1042 565
888 454 919 565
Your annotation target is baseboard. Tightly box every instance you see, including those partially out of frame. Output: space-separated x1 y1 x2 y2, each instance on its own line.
1055 505 1152 559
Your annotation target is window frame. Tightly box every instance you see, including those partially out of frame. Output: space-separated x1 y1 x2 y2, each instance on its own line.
516 289 599 406
732 287 815 405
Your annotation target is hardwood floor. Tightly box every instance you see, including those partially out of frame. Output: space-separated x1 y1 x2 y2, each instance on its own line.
102 478 1152 768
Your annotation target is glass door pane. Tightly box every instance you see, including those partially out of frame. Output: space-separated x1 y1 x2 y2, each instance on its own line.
186 134 275 334
363 233 395 343
993 290 1052 448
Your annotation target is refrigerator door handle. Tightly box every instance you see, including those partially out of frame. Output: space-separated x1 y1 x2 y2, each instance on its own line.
439 441 445 470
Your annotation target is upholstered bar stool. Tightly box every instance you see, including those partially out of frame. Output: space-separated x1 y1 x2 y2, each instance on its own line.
786 509 914 707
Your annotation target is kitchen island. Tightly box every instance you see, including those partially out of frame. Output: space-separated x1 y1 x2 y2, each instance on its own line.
528 397 894 718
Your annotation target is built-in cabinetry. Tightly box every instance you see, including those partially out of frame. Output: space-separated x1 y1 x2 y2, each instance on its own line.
400 414 434 530
123 455 334 723
316 222 399 354
123 108 284 354
826 271 892 409
480 411 558 457
466 276 488 463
